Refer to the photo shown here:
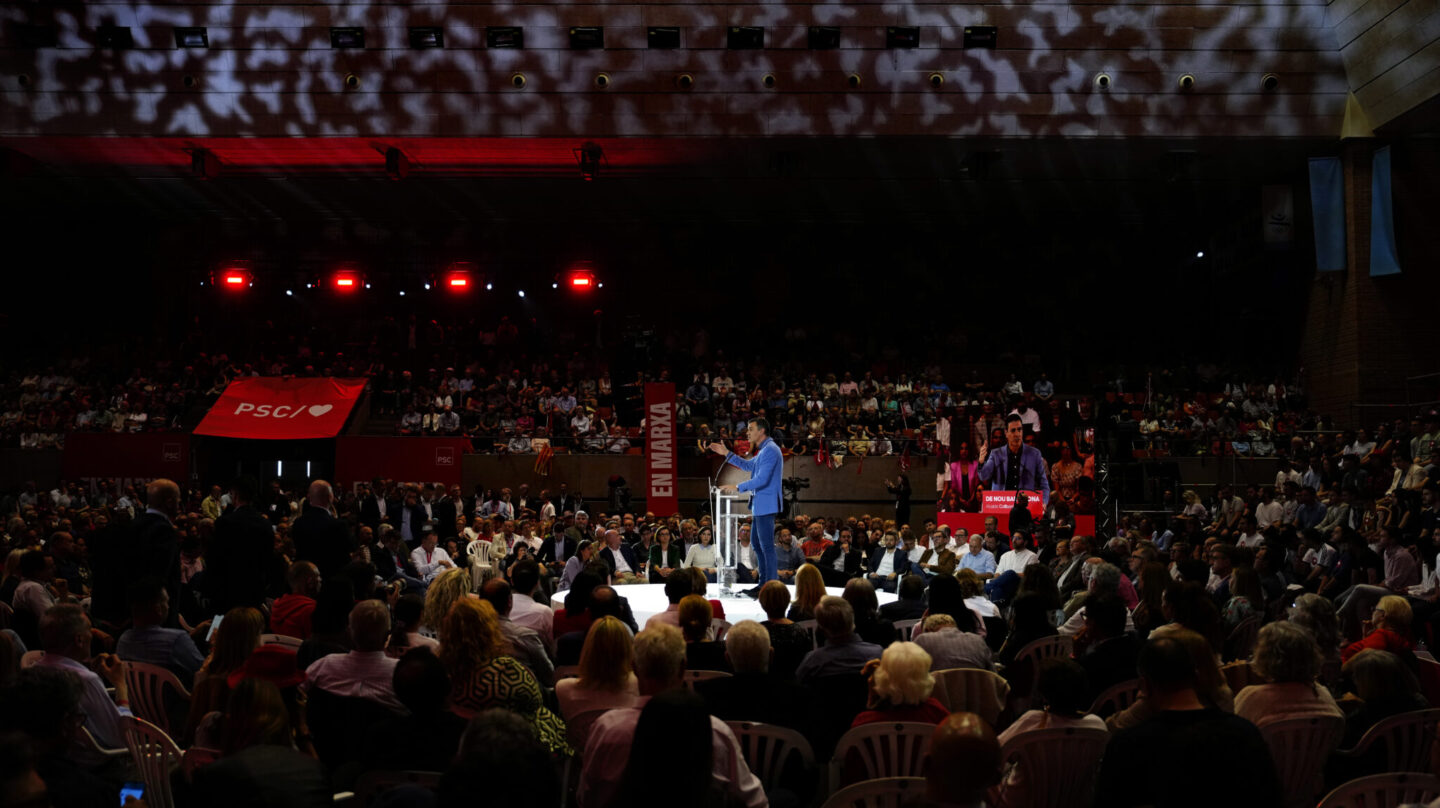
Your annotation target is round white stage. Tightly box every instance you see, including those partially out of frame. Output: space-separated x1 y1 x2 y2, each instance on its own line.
550 582 899 627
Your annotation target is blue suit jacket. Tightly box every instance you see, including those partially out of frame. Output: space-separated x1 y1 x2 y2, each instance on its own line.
977 444 1052 504
867 547 913 577
725 438 784 516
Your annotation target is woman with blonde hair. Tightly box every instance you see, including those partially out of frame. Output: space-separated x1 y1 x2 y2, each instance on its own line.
441 598 571 755
851 642 948 727
788 563 824 621
555 616 639 720
184 606 265 745
421 567 474 637
0 549 24 605
1234 622 1343 727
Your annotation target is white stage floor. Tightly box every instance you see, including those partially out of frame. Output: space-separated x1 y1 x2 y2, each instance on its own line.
550 582 898 627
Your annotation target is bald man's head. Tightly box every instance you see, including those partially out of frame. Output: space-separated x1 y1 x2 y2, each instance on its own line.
307 480 335 509
925 712 1001 802
146 479 181 516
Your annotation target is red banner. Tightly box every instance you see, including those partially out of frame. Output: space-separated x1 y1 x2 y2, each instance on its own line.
61 432 191 481
194 377 366 439
981 490 1045 517
645 383 678 516
334 437 468 487
939 512 1098 539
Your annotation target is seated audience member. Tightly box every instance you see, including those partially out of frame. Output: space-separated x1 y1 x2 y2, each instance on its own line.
795 596 884 685
304 599 405 713
116 576 204 686
1342 594 1417 664
984 532 1039 604
1336 649 1429 748
440 598 570 755
789 564 825 621
298 579 356 669
1288 593 1343 689
1094 635 1282 808
616 690 738 806
420 568 473 639
880 574 928 621
579 624 765 808
1059 562 1135 637
506 560 556 650
0 669 119 806
844 577 897 648
915 614 993 671
1108 627 1233 731
597 529 643 585
361 648 467 773
997 593 1059 672
642 569 694 632
192 679 331 808
186 606 265 744
957 568 1001 623
687 566 727 622
1074 594 1141 703
1147 581 1224 658
482 578 554 686
556 616 640 721
924 712 1003 808
1234 622 1343 728
33 604 133 760
559 540 595 592
758 580 812 681
680 595 730 673
995 658 1108 807
852 642 948 727
923 573 984 638
269 561 321 640
410 529 456 584
1221 564 1265 631
439 709 560 808
695 620 804 729
385 593 440 658
866 530 912 593
819 531 865 588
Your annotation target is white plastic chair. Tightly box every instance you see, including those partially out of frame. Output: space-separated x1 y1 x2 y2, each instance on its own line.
468 540 496 591
124 661 192 736
259 633 303 649
821 776 927 808
1011 635 1073 708
1087 678 1142 718
122 716 184 808
931 668 1009 727
1333 708 1440 776
989 726 1108 808
892 619 921 642
1316 771 1440 808
829 722 934 793
727 721 817 795
683 669 732 691
79 725 129 760
1259 714 1347 808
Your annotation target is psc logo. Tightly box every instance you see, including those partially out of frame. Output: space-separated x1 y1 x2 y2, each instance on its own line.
232 403 335 418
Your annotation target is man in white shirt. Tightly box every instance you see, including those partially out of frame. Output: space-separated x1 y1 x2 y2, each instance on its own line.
735 525 758 583
12 550 58 627
984 533 1039 603
1234 515 1265 549
410 530 455 583
304 600 405 713
579 624 766 808
506 560 555 648
1254 488 1285 530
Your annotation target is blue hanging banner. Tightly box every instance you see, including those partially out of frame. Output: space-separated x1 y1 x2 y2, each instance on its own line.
1308 157 1346 273
1369 146 1402 277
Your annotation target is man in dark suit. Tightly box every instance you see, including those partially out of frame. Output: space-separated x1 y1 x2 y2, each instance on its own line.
513 484 534 516
371 525 426 593
395 490 429 549
126 479 184 628
551 483 581 517
818 531 864 588
432 485 460 540
292 480 354 581
865 531 912 593
596 529 642 584
207 476 275 615
358 480 388 530
463 484 486 523
879 574 928 621
537 523 574 574
695 620 805 728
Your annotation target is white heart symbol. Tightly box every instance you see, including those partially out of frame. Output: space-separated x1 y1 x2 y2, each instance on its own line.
308 404 334 417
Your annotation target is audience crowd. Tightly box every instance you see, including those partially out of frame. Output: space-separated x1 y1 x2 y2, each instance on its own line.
0 443 1435 807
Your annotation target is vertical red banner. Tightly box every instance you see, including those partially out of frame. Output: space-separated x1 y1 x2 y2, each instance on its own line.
645 383 678 516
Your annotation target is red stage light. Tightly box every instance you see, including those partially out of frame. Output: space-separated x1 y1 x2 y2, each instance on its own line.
564 267 598 290
448 277 468 288
440 262 479 293
331 269 364 291
213 267 253 290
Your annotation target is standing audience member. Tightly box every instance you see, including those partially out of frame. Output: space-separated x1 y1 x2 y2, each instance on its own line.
292 481 353 580
205 477 274 616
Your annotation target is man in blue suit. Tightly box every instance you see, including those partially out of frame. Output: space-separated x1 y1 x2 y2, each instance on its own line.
978 414 1051 504
710 417 783 596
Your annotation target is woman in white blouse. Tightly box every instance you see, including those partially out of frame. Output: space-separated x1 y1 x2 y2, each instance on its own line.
682 525 719 582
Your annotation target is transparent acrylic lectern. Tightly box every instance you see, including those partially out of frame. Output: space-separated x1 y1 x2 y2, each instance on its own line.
712 486 747 597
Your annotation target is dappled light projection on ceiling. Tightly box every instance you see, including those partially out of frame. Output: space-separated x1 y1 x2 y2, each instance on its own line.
0 0 1387 140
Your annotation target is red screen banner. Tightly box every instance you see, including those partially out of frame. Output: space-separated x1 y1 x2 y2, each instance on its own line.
334 437 468 487
939 512 1098 538
645 383 678 516
194 377 367 439
981 490 1046 517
